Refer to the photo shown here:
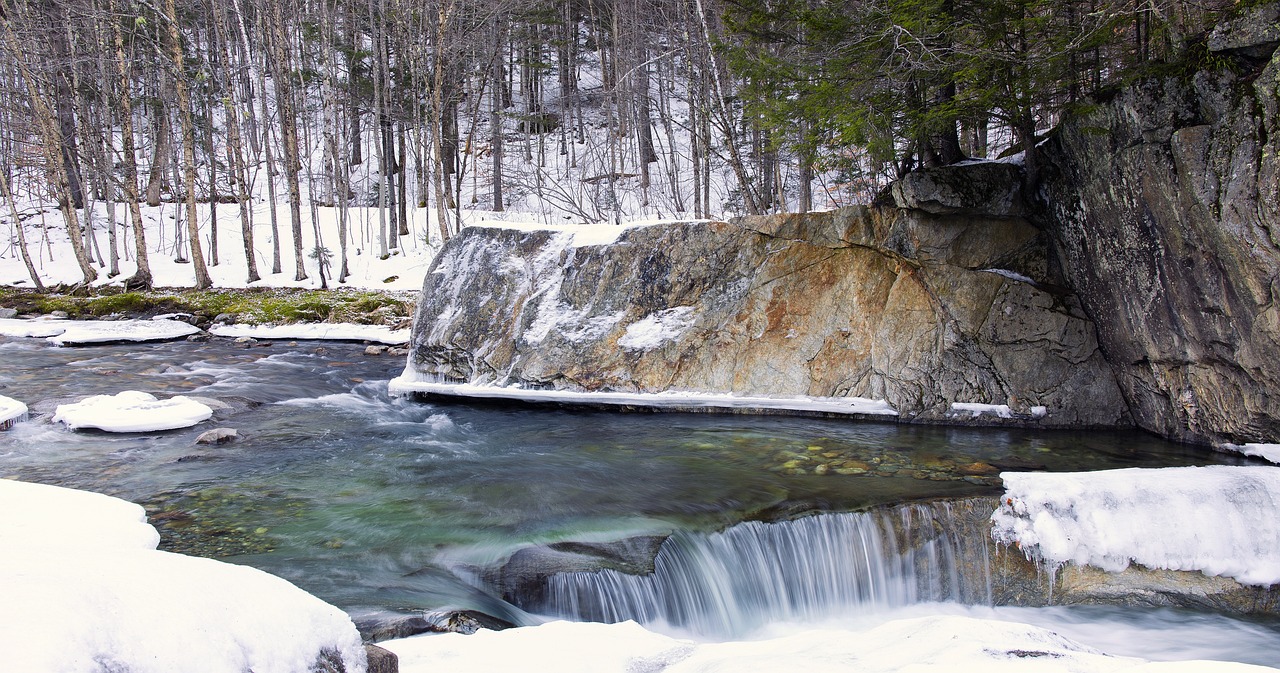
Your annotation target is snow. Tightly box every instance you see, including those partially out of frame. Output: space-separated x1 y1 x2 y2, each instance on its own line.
381 615 1274 673
0 479 366 673
0 478 160 551
618 306 698 350
210 322 409 344
991 466 1280 586
951 402 1048 419
473 218 678 247
47 318 202 346
53 390 214 432
0 317 201 344
1221 443 1280 465
0 394 26 427
388 374 900 417
982 268 1036 284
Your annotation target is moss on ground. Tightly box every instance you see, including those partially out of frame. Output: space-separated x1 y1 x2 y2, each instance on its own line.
0 286 415 326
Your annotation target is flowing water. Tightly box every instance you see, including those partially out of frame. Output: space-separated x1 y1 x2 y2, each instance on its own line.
2 336 1279 664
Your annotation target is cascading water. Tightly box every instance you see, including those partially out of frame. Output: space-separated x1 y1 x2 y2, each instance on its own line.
537 499 995 638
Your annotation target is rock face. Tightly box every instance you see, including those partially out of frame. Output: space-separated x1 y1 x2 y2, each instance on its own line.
1036 20 1280 444
407 203 1128 427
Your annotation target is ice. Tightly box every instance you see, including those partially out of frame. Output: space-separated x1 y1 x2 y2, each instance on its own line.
0 394 26 428
991 466 1280 585
0 480 366 673
618 306 697 350
982 268 1036 284
382 615 1275 673
388 373 899 417
1221 443 1280 465
951 402 1048 419
210 322 410 344
53 390 214 432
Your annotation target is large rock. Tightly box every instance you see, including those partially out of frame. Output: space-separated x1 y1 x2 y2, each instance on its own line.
1035 32 1280 445
405 203 1128 427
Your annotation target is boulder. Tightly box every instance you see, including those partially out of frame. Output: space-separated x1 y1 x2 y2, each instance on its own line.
404 203 1128 428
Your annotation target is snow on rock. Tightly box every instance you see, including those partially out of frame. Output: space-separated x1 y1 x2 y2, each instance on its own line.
618 306 697 350
472 219 677 248
53 391 214 432
0 478 160 550
388 374 899 417
0 317 76 338
382 615 1274 673
0 317 200 344
210 322 410 344
0 394 26 429
47 318 202 346
991 466 1280 586
0 479 367 673
1221 443 1280 465
951 402 1048 419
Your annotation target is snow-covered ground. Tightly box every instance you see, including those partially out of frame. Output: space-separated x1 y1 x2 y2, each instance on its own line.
380 613 1277 673
0 479 366 673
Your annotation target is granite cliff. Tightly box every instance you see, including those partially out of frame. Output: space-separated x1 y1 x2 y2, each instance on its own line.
1036 4 1280 444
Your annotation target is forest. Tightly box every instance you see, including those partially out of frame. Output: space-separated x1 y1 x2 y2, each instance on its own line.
0 0 1240 290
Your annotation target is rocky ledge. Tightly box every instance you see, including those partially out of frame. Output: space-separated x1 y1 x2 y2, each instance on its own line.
403 197 1128 428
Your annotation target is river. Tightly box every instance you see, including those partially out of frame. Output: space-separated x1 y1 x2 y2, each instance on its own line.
2 336 1278 666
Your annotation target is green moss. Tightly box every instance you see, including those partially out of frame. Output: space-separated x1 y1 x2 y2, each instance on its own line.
0 287 414 326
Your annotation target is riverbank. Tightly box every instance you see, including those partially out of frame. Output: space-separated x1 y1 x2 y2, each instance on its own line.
0 286 415 331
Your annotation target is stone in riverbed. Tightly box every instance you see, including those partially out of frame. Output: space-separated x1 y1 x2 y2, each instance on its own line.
195 428 238 445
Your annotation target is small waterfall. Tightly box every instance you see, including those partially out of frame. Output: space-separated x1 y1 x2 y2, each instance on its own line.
538 499 995 637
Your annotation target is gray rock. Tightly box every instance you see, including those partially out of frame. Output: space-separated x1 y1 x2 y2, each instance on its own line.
364 345 388 356
365 644 398 673
48 310 69 319
888 162 1028 218
213 312 238 325
1208 3 1280 58
195 428 238 445
233 336 257 346
1035 37 1280 445
404 205 1127 428
0 308 17 319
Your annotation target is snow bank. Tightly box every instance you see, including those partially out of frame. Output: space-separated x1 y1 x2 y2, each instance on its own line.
211 322 410 344
0 394 26 428
0 317 200 344
1221 442 1280 465
382 615 1273 673
0 478 160 550
47 318 202 345
388 374 899 417
53 391 214 432
0 480 366 673
991 466 1280 585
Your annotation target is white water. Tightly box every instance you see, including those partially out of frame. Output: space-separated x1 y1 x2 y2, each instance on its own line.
542 501 993 638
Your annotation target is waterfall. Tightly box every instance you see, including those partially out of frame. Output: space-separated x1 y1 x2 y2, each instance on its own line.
538 499 995 637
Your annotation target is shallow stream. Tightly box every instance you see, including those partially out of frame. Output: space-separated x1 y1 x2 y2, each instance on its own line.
2 336 1278 665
